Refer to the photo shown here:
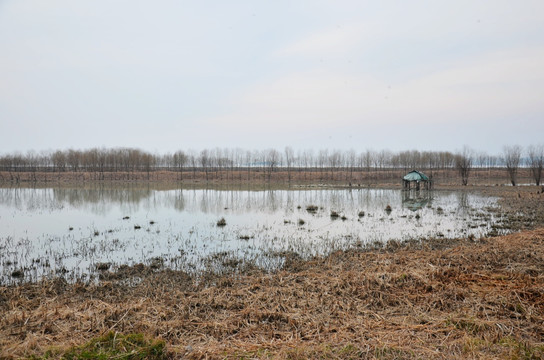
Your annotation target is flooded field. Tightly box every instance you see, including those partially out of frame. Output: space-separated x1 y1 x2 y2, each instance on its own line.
0 186 507 284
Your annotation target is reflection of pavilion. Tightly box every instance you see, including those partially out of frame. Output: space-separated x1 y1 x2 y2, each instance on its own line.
402 190 432 211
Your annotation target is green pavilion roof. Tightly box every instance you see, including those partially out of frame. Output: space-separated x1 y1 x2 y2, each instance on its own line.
403 170 430 182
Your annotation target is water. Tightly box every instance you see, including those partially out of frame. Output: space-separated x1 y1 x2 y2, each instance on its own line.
0 186 504 284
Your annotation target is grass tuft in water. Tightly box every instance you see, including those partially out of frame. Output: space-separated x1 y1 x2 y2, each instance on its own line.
11 269 24 278
306 205 318 213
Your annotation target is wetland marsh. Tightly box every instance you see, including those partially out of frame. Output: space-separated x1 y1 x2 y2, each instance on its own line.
1 185 543 359
0 185 506 284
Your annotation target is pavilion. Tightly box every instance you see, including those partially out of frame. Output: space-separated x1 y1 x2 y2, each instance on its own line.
402 170 432 190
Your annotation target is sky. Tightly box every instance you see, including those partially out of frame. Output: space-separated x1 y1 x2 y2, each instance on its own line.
1 1 543 155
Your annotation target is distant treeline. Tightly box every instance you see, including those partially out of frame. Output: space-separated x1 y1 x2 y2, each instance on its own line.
0 145 542 185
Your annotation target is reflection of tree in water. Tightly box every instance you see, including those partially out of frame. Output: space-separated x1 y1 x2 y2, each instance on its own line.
6 187 58 211
173 189 185 211
456 191 469 208
456 191 470 216
0 187 24 210
0 186 154 215
52 186 153 215
0 186 480 218
402 190 432 212
52 186 152 205
266 190 278 212
199 189 211 213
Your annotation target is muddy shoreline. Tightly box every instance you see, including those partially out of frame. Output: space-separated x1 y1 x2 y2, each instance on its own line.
1 185 543 359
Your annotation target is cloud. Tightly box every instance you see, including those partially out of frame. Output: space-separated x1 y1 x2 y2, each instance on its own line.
203 45 544 136
275 23 371 58
393 46 544 121
2 1 544 153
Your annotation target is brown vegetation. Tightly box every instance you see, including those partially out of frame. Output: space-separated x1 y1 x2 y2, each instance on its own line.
0 167 537 189
2 230 544 358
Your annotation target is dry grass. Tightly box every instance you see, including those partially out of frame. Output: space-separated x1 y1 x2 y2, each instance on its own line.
1 226 544 359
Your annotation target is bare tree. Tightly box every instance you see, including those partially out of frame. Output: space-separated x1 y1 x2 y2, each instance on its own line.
422 151 439 179
284 146 294 184
212 148 223 180
141 152 154 179
300 149 313 181
527 144 544 186
502 145 523 186
200 149 210 182
51 150 66 172
244 150 252 181
26 150 39 181
188 150 198 180
265 148 280 182
393 151 406 173
173 150 187 181
377 150 392 179
346 149 357 183
227 148 236 181
438 151 455 170
455 146 473 186
363 150 374 180
476 151 488 180
328 150 341 181
232 148 243 181
318 149 328 180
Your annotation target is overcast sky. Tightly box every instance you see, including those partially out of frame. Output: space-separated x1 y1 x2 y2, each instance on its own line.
1 1 543 155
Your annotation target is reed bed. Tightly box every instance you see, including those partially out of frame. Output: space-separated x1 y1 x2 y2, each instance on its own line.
1 226 543 359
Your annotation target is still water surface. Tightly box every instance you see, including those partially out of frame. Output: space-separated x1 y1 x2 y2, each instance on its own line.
0 186 503 283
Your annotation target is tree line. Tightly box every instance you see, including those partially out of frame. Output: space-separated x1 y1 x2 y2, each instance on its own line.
0 145 542 186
